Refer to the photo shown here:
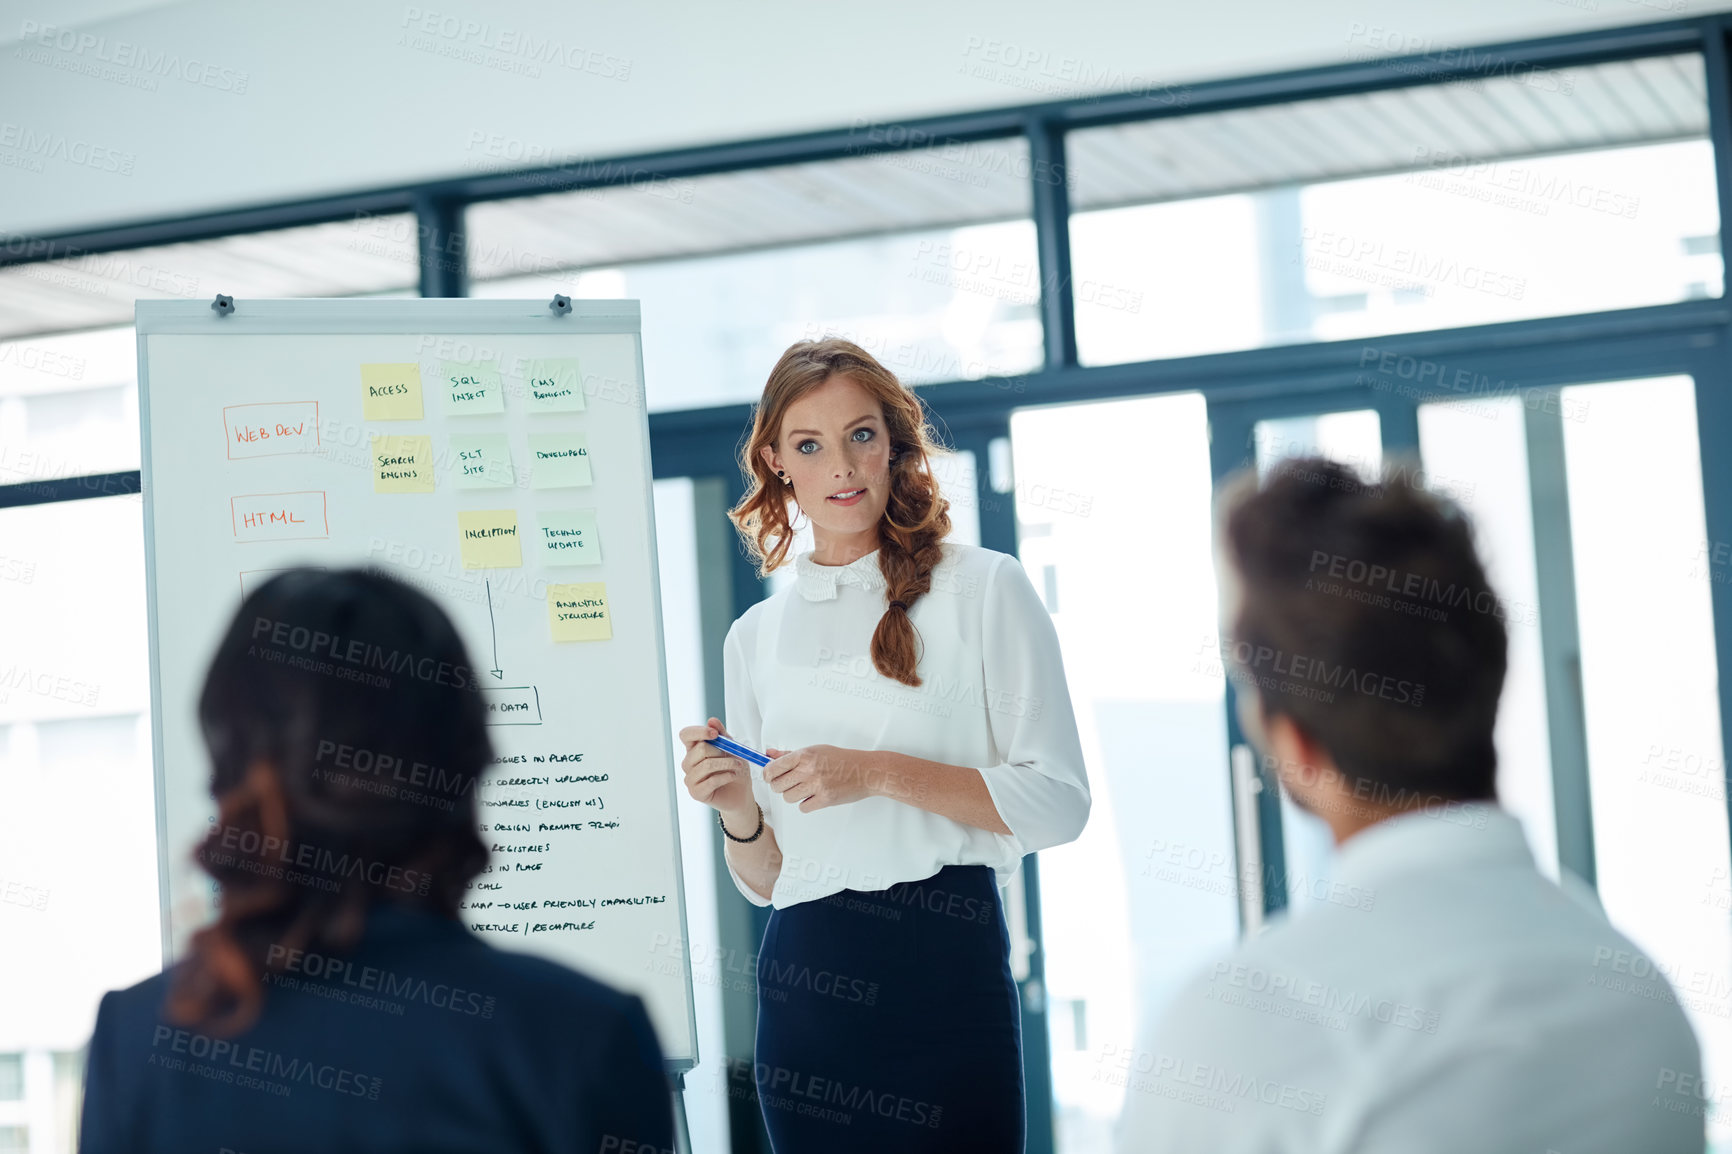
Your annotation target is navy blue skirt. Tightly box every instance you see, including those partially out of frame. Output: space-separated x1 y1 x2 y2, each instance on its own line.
753 864 1024 1153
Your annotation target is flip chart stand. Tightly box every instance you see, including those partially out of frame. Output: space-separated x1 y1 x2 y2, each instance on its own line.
671 1073 691 1154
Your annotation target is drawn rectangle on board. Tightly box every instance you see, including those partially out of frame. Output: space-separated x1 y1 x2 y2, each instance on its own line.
482 686 542 726
224 401 320 459
231 490 330 542
238 566 325 599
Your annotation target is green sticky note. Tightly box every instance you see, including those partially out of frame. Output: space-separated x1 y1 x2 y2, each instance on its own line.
528 432 592 489
537 509 602 566
441 360 504 415
449 433 514 489
525 358 585 412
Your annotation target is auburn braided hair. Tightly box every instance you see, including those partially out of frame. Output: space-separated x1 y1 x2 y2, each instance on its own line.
729 338 951 687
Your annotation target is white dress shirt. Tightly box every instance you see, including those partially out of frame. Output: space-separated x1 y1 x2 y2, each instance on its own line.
720 541 1090 908
1118 804 1704 1154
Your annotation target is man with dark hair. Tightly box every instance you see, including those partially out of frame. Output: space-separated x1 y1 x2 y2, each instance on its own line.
1120 458 1703 1153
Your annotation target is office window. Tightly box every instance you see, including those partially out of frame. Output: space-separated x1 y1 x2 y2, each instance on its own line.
1417 396 1561 877
653 478 731 1154
1561 376 1731 1148
0 216 421 486
1412 374 1729 1148
52 1049 82 1154
1249 412 1385 916
0 1056 19 1101
1008 394 1236 1152
1068 54 1719 365
0 215 420 341
466 143 1042 409
0 497 157 1083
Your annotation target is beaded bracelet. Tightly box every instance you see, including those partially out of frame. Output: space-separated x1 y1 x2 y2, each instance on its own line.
718 803 764 843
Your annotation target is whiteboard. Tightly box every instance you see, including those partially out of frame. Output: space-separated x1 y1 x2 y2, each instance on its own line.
136 298 696 1067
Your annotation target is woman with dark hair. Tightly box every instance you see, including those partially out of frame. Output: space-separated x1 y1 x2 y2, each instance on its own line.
80 568 673 1153
677 339 1091 1151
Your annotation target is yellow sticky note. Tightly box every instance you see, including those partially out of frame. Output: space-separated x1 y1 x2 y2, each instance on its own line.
529 433 592 489
441 360 505 415
525 358 585 412
458 510 522 569
360 363 424 420
549 582 611 642
450 433 514 489
537 509 601 566
371 435 434 493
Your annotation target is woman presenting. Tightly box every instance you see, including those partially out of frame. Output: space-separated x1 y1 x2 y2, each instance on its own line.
679 338 1090 1152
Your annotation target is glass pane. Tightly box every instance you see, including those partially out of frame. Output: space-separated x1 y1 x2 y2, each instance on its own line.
1416 395 1559 875
0 225 423 484
0 497 159 1061
1253 410 1382 481
1560 376 1731 1148
472 224 1042 412
466 145 1042 409
0 327 138 483
1008 394 1235 1152
651 478 731 1154
1250 411 1382 916
0 215 421 341
1070 52 1719 366
465 140 1032 274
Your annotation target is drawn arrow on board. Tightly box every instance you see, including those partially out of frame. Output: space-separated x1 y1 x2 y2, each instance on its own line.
485 578 503 679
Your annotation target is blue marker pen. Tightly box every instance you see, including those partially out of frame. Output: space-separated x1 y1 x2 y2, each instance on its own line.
705 735 772 767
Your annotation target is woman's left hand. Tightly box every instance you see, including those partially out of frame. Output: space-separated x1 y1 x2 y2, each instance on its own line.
762 744 877 812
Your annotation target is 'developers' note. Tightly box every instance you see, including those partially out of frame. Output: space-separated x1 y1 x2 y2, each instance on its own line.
450 433 514 489
458 510 522 569
528 433 592 489
360 364 424 420
441 360 505 415
524 358 585 412
537 509 601 566
372 435 435 493
548 582 611 642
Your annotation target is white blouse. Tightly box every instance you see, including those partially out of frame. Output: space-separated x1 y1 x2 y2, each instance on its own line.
720 540 1090 908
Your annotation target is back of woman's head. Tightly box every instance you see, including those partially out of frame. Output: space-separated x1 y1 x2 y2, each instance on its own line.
168 567 492 1035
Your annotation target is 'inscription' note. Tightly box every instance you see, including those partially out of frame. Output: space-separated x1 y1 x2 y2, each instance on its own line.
442 360 505 415
524 358 585 412
372 435 434 493
458 510 522 569
450 433 514 489
537 510 601 566
360 364 424 420
548 582 611 642
528 433 592 489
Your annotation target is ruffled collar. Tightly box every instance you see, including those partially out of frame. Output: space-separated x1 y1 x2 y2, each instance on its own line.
793 547 885 601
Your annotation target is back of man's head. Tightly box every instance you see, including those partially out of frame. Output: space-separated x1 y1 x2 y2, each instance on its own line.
1219 456 1508 803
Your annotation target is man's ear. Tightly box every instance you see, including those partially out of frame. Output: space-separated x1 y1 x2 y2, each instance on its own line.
1264 712 1331 793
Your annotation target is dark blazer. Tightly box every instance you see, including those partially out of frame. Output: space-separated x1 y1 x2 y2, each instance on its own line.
79 903 675 1154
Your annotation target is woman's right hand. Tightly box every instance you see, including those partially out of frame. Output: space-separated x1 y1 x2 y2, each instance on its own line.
678 717 757 826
